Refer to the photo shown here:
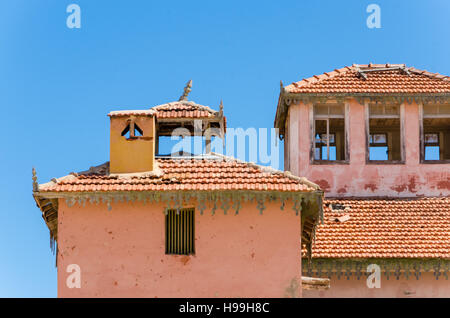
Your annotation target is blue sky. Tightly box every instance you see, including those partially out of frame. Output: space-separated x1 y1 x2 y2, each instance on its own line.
0 0 449 297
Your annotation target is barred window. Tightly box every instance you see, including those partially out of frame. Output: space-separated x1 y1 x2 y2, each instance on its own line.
165 208 195 255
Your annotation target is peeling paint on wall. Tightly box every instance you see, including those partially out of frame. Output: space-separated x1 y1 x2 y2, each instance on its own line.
337 187 347 194
437 180 450 190
290 100 450 198
364 184 378 192
57 200 302 297
284 278 300 298
314 179 331 192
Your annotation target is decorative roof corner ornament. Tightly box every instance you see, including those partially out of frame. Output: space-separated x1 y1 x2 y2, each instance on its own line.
32 167 38 192
178 79 192 101
218 99 225 143
219 99 223 116
280 80 285 93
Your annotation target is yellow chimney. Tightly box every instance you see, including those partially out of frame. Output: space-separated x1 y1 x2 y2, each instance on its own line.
108 110 155 174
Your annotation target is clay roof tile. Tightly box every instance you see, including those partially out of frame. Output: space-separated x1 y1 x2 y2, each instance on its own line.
38 154 320 194
303 197 450 259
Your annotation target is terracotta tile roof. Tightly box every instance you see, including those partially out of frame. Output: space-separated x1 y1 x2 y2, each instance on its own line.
285 64 450 94
303 197 450 259
108 110 156 117
38 154 318 193
151 101 220 119
107 100 226 131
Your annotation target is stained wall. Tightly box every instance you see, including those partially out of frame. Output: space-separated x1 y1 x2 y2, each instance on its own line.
286 99 450 197
303 273 450 298
57 199 302 298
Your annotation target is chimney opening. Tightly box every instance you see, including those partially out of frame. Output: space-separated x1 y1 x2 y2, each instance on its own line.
121 120 143 140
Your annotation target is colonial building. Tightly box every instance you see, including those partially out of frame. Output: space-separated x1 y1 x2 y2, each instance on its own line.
33 83 323 297
275 64 450 297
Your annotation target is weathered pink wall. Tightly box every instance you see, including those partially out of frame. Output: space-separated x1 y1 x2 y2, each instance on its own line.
303 273 450 298
287 99 450 197
57 199 301 298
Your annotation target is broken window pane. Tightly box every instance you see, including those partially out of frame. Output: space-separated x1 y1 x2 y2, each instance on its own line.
313 114 345 161
329 105 344 115
385 104 399 115
369 104 399 116
422 108 450 161
424 104 450 116
424 104 439 115
369 104 384 116
314 104 344 116
368 104 402 162
315 105 329 115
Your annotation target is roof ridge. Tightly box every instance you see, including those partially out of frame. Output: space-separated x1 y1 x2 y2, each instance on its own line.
291 65 354 88
108 109 157 117
209 152 321 190
36 156 320 192
286 64 450 91
408 67 450 81
151 101 218 113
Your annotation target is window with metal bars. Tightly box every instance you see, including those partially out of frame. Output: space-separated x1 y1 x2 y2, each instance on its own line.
165 208 195 255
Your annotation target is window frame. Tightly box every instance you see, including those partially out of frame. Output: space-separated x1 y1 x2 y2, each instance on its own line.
419 103 450 164
315 132 336 160
365 102 405 164
310 102 349 165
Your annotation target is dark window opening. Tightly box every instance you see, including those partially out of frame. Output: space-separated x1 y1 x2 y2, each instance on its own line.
313 104 346 161
165 208 195 255
423 104 450 162
121 121 143 139
368 104 402 162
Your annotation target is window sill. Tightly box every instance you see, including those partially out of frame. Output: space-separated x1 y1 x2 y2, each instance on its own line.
366 160 405 165
420 160 450 164
311 160 350 165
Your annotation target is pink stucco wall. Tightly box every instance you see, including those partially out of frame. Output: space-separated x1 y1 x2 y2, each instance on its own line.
303 273 450 298
57 199 301 298
287 99 450 197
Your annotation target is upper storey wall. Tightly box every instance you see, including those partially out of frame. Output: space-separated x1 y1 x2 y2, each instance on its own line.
285 99 450 197
57 200 301 298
